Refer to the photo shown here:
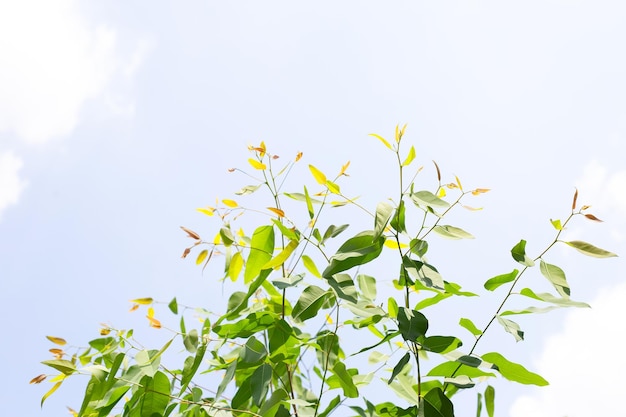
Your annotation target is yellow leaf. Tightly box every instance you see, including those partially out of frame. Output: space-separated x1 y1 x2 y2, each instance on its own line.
471 188 491 195
400 123 407 138
295 151 303 162
147 307 155 318
309 164 327 185
248 158 266 170
262 240 299 270
130 297 153 305
384 239 408 249
395 125 400 143
196 249 208 265
455 175 463 191
41 381 63 406
237 227 245 237
340 161 350 176
67 407 78 417
369 133 393 150
326 180 340 194
402 145 416 166
222 199 238 208
437 187 447 198
259 141 266 156
213 232 221 245
100 328 111 336
46 336 67 346
196 207 214 216
49 348 64 355
267 207 285 217
129 304 139 312
228 252 244 281
326 314 334 324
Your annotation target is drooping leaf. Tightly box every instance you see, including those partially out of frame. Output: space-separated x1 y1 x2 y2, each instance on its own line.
388 352 411 384
262 239 298 270
369 133 393 150
409 238 428 257
327 274 358 303
443 375 475 389
41 381 63 407
183 329 198 353
322 231 384 278
374 202 394 240
397 307 428 342
432 225 474 240
422 387 455 417
482 352 548 386
511 240 535 267
241 336 267 365
322 224 350 244
496 315 524 342
564 240 617 258
485 385 495 417
484 269 518 291
292 285 333 322
301 255 321 278
459 318 483 336
245 225 274 283
539 260 570 297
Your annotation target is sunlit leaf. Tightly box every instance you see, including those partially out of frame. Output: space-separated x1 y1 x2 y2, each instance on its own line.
411 190 450 209
518 288 590 308
222 199 238 208
564 240 617 258
272 273 305 289
539 260 570 297
323 231 385 278
484 269 518 291
248 158 266 170
402 146 416 166
130 297 153 305
309 164 327 185
433 225 474 240
369 133 393 150
302 254 321 278
46 336 67 346
496 316 523 342
374 202 394 240
41 381 63 407
228 251 244 281
262 239 298 270
147 316 162 329
550 218 562 230
511 240 535 267
195 249 208 265
326 180 341 194
41 359 76 375
340 161 350 176
459 318 483 336
292 285 332 322
482 352 548 386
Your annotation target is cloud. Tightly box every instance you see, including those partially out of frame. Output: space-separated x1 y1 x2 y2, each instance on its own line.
509 281 626 417
0 0 150 144
0 151 27 219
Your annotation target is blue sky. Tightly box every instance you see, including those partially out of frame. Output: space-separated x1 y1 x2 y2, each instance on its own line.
1 1 624 416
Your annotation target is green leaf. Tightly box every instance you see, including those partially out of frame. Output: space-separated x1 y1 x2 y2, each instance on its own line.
427 361 495 379
388 297 399 318
388 352 411 384
167 297 178 314
409 238 428 257
272 273 305 289
250 364 272 406
496 315 524 341
390 200 406 233
564 240 617 258
482 352 548 386
397 307 428 342
485 385 495 417
374 202 394 240
444 375 475 389
220 227 235 247
327 273 358 303
432 225 474 240
292 285 332 322
421 336 462 354
411 190 450 209
414 293 452 310
318 395 341 417
245 225 274 283
216 360 236 401
135 350 160 377
484 269 518 291
213 312 275 339
519 288 590 308
139 371 171 417
539 260 570 297
241 336 267 364
302 255 321 278
388 373 421 405
331 362 359 398
500 306 560 315
357 274 377 301
272 218 299 241
304 185 315 219
459 318 483 336
284 191 323 205
550 218 562 231
183 329 198 353
322 231 384 278
262 239 298 270
476 393 483 417
235 184 262 195
41 359 76 375
511 240 535 267
422 387 455 417
322 224 350 243
180 344 206 395
259 388 289 416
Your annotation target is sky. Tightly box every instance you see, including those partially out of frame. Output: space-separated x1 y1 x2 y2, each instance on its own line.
0 1 625 416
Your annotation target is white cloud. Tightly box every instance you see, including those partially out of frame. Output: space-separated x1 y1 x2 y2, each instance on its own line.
510 282 626 417
0 0 149 144
0 151 27 219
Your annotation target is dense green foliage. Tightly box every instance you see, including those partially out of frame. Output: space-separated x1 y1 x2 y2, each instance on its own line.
33 127 616 416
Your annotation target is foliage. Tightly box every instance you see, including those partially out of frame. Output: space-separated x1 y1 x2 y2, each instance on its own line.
33 127 616 416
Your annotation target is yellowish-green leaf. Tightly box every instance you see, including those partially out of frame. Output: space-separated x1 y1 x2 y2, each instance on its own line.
302 255 321 278
129 298 153 305
564 240 617 258
46 336 67 346
309 165 327 185
262 240 299 270
41 381 63 407
402 146 416 166
248 158 266 170
369 133 393 150
326 180 340 194
196 249 209 265
222 199 238 208
228 252 244 282
455 175 463 191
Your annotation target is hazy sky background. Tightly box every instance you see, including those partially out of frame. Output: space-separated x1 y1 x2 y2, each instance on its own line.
1 1 625 416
